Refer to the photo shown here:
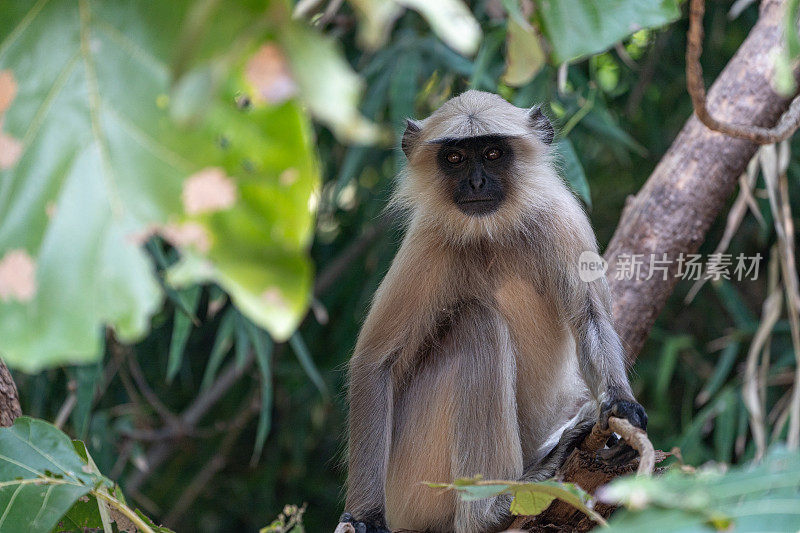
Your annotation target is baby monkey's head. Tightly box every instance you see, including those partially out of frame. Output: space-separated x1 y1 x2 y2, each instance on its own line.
395 90 561 244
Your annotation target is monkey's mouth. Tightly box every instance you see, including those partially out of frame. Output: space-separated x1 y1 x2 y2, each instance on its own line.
457 197 501 216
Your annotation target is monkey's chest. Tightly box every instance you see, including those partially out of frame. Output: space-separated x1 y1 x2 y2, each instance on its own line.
493 277 588 459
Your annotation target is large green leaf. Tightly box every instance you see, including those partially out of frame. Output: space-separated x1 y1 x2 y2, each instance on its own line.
0 417 171 533
601 448 800 532
534 0 681 63
0 0 323 370
0 417 108 532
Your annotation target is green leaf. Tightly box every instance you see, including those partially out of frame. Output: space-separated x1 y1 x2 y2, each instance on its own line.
696 341 740 406
63 441 112 533
509 489 555 516
135 508 176 532
0 418 108 533
246 319 274 465
280 22 384 144
555 139 591 207
289 332 329 398
534 0 681 63
166 285 202 383
501 0 545 87
234 311 252 370
201 307 237 391
57 495 104 533
67 360 102 439
397 0 482 57
0 1 322 370
432 477 604 523
602 448 800 532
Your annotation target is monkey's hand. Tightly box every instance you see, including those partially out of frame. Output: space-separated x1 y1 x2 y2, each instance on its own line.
339 512 391 533
597 398 648 465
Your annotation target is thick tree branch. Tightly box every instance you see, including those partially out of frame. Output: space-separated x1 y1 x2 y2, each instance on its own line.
606 0 800 359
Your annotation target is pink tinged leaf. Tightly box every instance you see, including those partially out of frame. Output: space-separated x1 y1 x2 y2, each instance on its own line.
261 287 289 311
182 167 238 215
0 129 22 170
245 44 297 104
279 167 299 186
0 70 17 114
0 249 37 302
160 222 212 253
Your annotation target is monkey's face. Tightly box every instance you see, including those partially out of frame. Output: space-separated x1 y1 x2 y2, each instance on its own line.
435 135 512 217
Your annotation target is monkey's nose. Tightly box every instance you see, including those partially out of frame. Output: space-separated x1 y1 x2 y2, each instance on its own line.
469 173 486 191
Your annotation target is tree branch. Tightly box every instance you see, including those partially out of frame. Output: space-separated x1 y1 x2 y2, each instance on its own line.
686 0 800 144
606 0 800 359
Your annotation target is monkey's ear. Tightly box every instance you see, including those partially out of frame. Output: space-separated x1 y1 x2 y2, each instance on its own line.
402 119 422 158
528 105 555 145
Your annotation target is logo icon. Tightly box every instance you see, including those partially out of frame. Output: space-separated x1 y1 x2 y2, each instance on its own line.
578 251 608 282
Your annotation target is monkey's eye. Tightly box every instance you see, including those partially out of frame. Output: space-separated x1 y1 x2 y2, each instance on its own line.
484 147 503 161
445 151 463 164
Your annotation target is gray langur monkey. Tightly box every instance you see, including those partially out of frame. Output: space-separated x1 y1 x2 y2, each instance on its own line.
340 90 646 533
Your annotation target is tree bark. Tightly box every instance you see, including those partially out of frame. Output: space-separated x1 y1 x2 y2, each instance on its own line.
0 359 21 426
605 0 799 360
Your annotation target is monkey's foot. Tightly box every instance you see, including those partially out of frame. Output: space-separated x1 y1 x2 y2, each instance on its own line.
338 513 391 533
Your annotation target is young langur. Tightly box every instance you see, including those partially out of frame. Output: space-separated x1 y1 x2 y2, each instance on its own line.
341 91 646 533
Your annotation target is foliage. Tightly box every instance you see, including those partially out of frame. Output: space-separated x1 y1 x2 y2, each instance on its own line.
429 475 605 524
0 0 331 371
0 0 799 532
534 0 681 63
260 503 306 533
600 448 800 532
0 417 169 533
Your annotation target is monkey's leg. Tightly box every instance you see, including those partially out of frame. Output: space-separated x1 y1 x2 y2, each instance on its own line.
521 414 595 481
448 303 523 533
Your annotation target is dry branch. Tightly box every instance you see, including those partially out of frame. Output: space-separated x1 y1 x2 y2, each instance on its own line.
686 0 800 143
505 417 663 532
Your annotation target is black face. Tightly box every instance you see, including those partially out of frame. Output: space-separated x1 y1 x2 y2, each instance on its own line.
434 135 512 216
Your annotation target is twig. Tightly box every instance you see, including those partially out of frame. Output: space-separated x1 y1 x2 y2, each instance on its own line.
580 416 655 476
53 380 77 430
686 0 800 143
314 219 389 296
126 351 179 424
607 417 655 476
743 290 782 461
124 350 255 494
163 392 260 526
626 30 670 116
760 142 800 449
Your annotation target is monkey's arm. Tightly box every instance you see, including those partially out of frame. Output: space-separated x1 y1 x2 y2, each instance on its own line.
571 276 647 430
542 202 647 432
343 230 451 531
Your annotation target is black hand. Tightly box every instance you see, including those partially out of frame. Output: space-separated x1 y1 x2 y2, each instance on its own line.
598 398 647 465
600 398 647 430
339 512 391 533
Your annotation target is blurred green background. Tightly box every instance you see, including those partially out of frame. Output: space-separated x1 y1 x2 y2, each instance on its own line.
1 0 799 531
